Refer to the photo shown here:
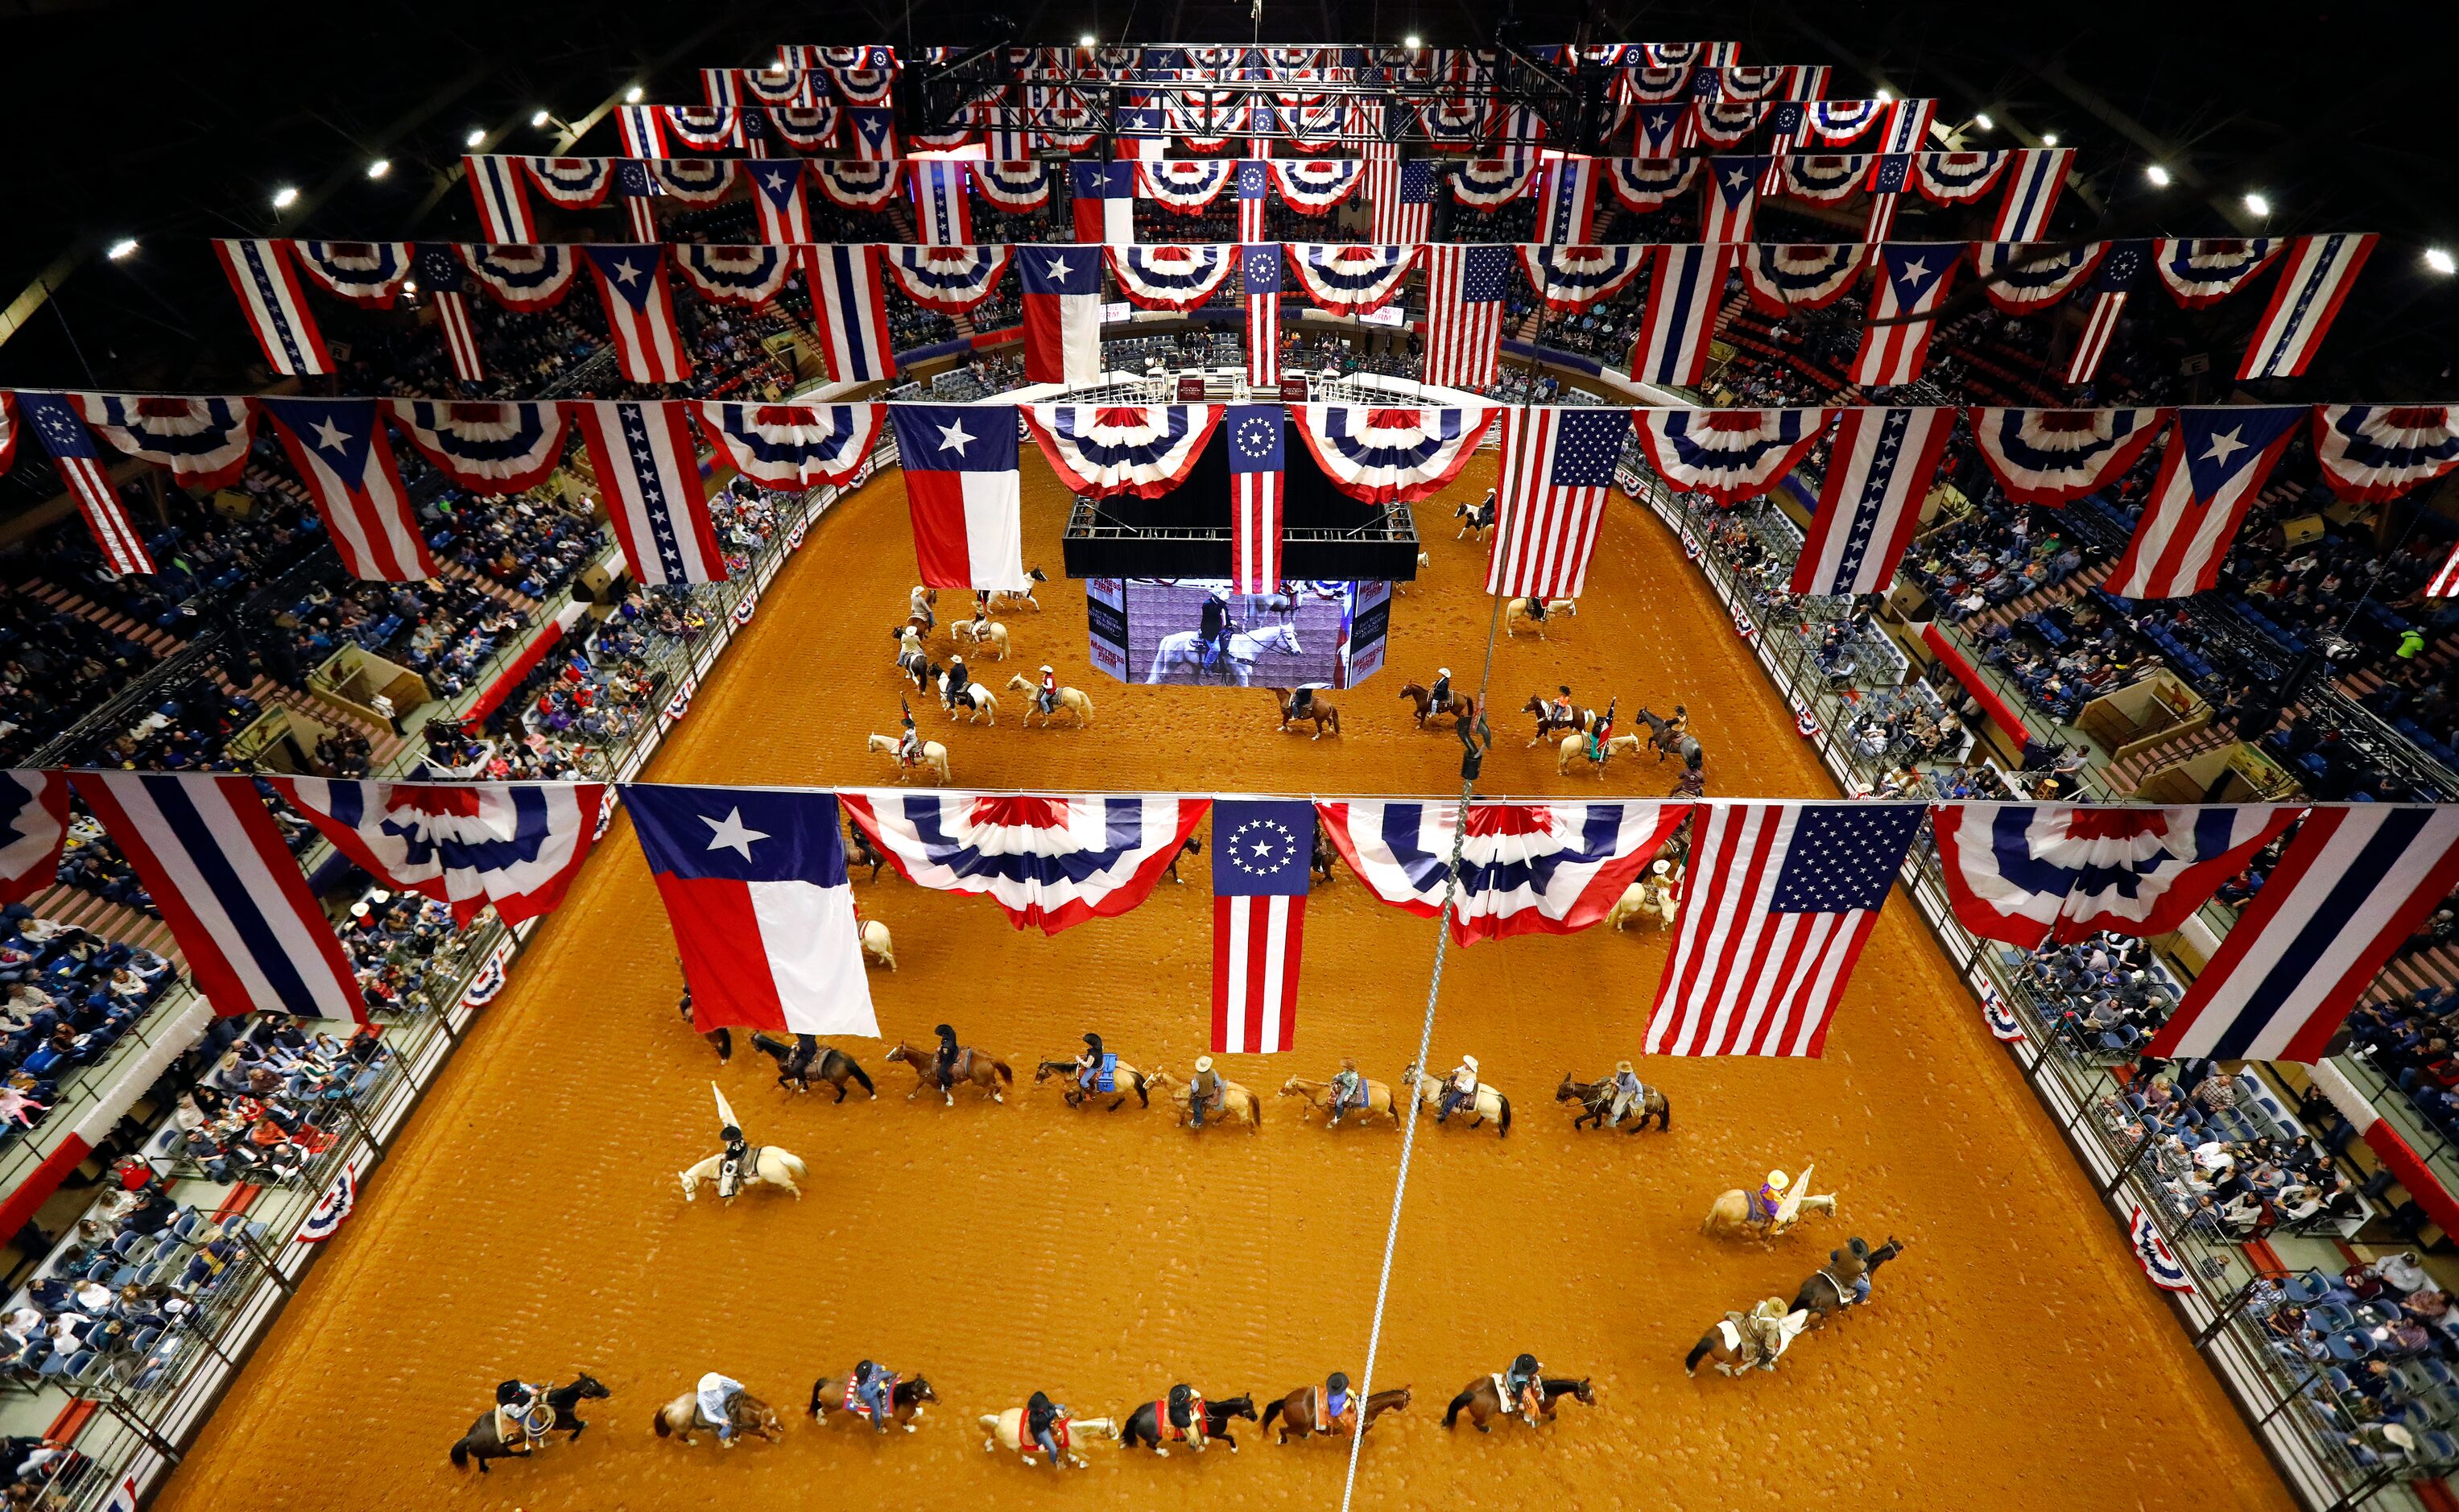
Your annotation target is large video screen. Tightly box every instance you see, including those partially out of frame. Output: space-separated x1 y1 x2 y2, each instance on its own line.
1086 579 1389 688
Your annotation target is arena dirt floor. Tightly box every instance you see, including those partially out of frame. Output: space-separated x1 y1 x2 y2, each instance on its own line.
154 449 2294 1511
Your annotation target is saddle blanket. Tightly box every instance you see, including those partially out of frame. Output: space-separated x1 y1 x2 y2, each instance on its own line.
1028 1416 1072 1454
1152 1395 1205 1440
1082 1053 1117 1093
842 1369 898 1419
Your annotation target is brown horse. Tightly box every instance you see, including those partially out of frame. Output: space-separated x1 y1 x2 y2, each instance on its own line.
884 1041 1011 1104
1521 696 1595 746
1032 1058 1152 1110
1397 681 1476 731
1272 689 1341 738
1261 1384 1411 1443
1279 1076 1401 1127
1443 1375 1595 1431
808 1373 937 1431
652 1386 783 1447
1146 1068 1263 1132
750 1034 877 1101
1555 1072 1672 1132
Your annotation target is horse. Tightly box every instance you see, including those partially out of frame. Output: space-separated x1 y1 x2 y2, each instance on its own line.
859 918 896 969
1792 1237 1907 1321
866 733 950 784
1556 730 1644 775
845 821 886 882
1117 1389 1258 1455
1279 1075 1400 1127
1522 696 1596 746
1146 622 1304 686
1006 673 1094 727
1684 1305 1812 1377
951 618 1010 659
1400 1064 1511 1135
678 1145 808 1203
883 1040 1012 1104
1033 1056 1152 1110
894 641 932 691
679 992 729 1064
1555 1072 1671 1132
1261 1384 1410 1443
987 567 1048 613
1145 1068 1263 1132
1634 705 1703 766
1453 498 1494 539
1397 681 1475 731
1164 833 1204 882
1273 688 1341 738
1701 1186 1838 1241
936 669 998 725
1443 1375 1595 1432
654 1386 784 1446
449 1374 611 1472
979 1408 1119 1466
1505 598 1577 639
808 1373 936 1431
748 1034 878 1101
1606 878 1677 930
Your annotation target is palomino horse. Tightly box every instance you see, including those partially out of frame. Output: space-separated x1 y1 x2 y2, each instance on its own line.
1453 498 1495 539
679 1146 807 1203
808 1373 937 1431
1273 689 1341 738
1504 598 1577 638
1684 1303 1812 1376
1145 1069 1263 1132
1556 730 1644 775
987 566 1048 613
653 1387 784 1446
1397 681 1476 731
1635 705 1703 766
936 669 998 725
1443 1375 1596 1431
1521 696 1596 746
1555 1072 1671 1132
1121 1393 1259 1453
1606 877 1678 930
1261 1384 1411 1443
1146 622 1304 686
449 1374 611 1472
1400 1064 1512 1136
1279 1075 1400 1127
980 1408 1119 1466
748 1034 878 1101
951 618 1010 659
1701 1184 1838 1241
1006 673 1094 727
1033 1057 1153 1110
866 733 949 784
859 919 896 969
1792 1237 1908 1321
884 1041 1012 1104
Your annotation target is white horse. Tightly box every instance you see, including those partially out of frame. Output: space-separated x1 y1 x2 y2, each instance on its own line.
988 568 1048 613
1145 622 1304 686
953 618 1010 659
867 733 949 783
980 1408 1118 1467
1505 598 1577 638
937 672 998 725
1006 673 1093 727
861 919 895 969
1606 878 1678 930
679 1146 808 1203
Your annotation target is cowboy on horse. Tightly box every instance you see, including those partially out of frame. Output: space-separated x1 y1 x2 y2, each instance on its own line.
1189 1056 1226 1128
1035 664 1060 717
932 1022 963 1098
1026 1390 1068 1470
1750 1170 1793 1227
897 703 922 769
946 653 973 712
1200 591 1237 672
1328 1058 1369 1126
1550 685 1576 729
1437 1056 1481 1123
1604 1060 1646 1130
1585 697 1617 763
850 1359 896 1432
1429 667 1453 713
1501 1353 1543 1423
1074 1033 1118 1099
494 1379 552 1452
1320 1371 1359 1434
698 1373 752 1444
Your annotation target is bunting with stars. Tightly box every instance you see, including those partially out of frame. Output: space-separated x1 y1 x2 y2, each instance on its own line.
1789 407 1954 597
572 400 727 585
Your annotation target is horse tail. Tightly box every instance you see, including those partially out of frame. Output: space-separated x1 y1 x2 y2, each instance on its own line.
1131 1071 1149 1108
778 1151 807 1179
449 1438 470 1469
1684 1336 1713 1377
808 1379 826 1419
845 1058 875 1095
993 1059 1014 1085
653 1410 672 1438
1498 1095 1512 1136
1657 1093 1672 1130
1260 1399 1283 1430
1443 1389 1474 1427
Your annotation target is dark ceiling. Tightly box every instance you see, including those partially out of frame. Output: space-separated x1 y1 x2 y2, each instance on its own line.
0 0 2451 394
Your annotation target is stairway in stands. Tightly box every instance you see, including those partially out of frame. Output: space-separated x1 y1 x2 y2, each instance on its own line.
17 879 184 973
15 579 185 659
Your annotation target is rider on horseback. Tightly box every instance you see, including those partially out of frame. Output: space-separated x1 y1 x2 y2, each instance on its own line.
717 1124 752 1199
1322 1371 1358 1435
1587 698 1616 762
851 1358 895 1432
494 1379 548 1449
1606 1060 1645 1129
1189 1055 1225 1127
897 706 920 768
1074 1033 1112 1097
946 653 970 711
1750 1170 1792 1226
1437 1056 1479 1122
1429 667 1452 712
932 1022 962 1097
1550 685 1575 729
1026 1390 1067 1469
1200 591 1234 671
1328 1058 1367 1126
1502 1353 1543 1423
1036 664 1059 717
698 1372 748 1443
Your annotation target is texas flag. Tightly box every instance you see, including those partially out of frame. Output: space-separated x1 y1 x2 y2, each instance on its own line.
626 784 878 1037
1019 245 1105 386
1071 160 1137 246
1213 798 1314 1053
888 404 1029 590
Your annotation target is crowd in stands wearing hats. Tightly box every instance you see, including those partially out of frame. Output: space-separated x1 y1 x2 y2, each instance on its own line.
0 903 173 1139
2252 1250 2459 1474
337 889 465 1016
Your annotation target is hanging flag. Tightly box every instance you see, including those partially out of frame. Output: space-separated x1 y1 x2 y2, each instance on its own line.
612 158 660 238
1536 155 1602 243
288 241 412 308
1692 100 1767 143
1137 158 1234 213
461 155 536 242
1212 798 1314 1053
1286 243 1417 313
672 244 796 307
1070 161 1137 244
1236 159 1273 242
457 242 577 310
626 784 878 1036
2106 406 2306 599
0 391 14 476
1645 802 1925 1057
1421 244 1512 389
1268 158 1365 215
882 245 1011 314
295 1167 357 1245
1316 800 1686 944
581 245 691 382
261 398 437 581
16 391 155 574
1966 406 2164 506
1485 407 1637 598
1291 404 1496 503
1452 156 1543 209
748 159 813 243
414 245 485 382
1861 153 1911 242
1931 804 2301 948
614 105 665 157
1972 242 2104 315
888 404 1028 590
973 159 1052 212
1701 156 1767 242
693 401 883 488
1909 151 2008 205
271 779 612 925
1225 404 1285 593
1244 244 1282 386
1107 244 1234 312
213 238 333 378
1021 404 1223 496
386 399 564 494
1631 243 1739 385
1779 153 1871 204
1630 102 1690 156
72 773 362 1021
1742 243 1865 313
0 770 68 907
2433 542 2459 598
2154 238 2283 308
1517 243 1648 315
1989 148 2073 242
908 159 976 246
812 159 900 210
2312 405 2459 502
74 394 257 490
839 791 1209 934
850 107 899 159
1018 246 1105 386
2145 806 2459 1064
2065 240 2148 383
524 156 614 209
572 400 727 585
2238 233 2375 379
804 245 896 383
773 102 842 151
1850 244 1958 386
1790 407 1954 596
1632 407 1830 506
1370 157 1436 244
656 126 747 171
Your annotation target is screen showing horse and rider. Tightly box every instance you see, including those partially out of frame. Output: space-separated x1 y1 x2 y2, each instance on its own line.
1088 579 1389 689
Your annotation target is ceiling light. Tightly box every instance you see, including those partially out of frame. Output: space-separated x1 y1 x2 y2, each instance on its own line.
465 127 487 147
1404 34 1421 48
2243 191 2271 217
2040 132 2059 147
1873 88 1892 103
530 109 551 127
2144 163 2171 187
2427 247 2456 276
1079 33 1097 46
271 185 300 209
366 158 391 179
624 85 644 104
105 238 138 261
1973 112 1993 130
403 280 419 295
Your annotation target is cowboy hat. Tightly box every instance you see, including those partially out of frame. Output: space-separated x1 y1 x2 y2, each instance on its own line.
1437 667 1450 677
1616 1060 1634 1073
1462 1055 1479 1071
1651 858 1671 875
1767 1170 1791 1189
1196 1056 1213 1072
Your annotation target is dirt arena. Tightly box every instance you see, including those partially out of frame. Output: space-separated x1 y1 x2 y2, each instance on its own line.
153 449 2292 1512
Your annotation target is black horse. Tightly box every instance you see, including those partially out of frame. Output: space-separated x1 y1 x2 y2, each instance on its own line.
1310 822 1338 884
1634 705 1703 766
1792 1237 1907 1320
1163 833 1204 883
750 1033 878 1101
449 1374 611 1472
1119 1392 1260 1452
845 820 886 882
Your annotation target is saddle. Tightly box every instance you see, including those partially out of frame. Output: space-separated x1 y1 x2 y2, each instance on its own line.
1083 1052 1118 1094
1032 1415 1072 1454
845 1369 899 1420
1155 1394 1206 1440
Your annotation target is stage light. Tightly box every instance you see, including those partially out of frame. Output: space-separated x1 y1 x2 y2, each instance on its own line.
272 185 299 209
2427 247 2456 276
1404 34 1421 48
105 238 138 261
1873 89 1891 103
625 85 644 103
367 158 391 179
2145 163 2172 187
2040 132 2059 147
2243 191 2271 217
1972 112 1993 130
530 109 551 127
465 127 487 147
1079 33 1097 46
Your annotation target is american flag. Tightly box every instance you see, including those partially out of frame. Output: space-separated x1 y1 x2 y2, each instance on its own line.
260 398 437 581
1645 803 1926 1057
1484 407 1635 598
1212 799 1314 1054
572 400 727 585
1236 159 1272 242
16 390 154 574
1243 244 1281 386
2064 239 2146 384
582 245 691 382
1366 151 1434 243
1421 244 1510 389
415 245 484 381
1226 404 1284 592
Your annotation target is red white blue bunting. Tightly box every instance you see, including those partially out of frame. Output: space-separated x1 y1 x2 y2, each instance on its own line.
1291 404 1496 503
1137 158 1234 212
813 159 901 210
1450 157 1540 209
2154 238 2283 308
1973 242 2106 314
1020 404 1224 497
1269 158 1363 213
1742 243 1866 312
692 401 886 488
1779 153 1871 204
457 243 577 310
1606 155 1699 211
2311 405 2459 504
1632 407 1833 506
971 160 1052 211
1967 407 2168 506
1517 244 1649 313
1692 101 1765 146
385 399 568 494
650 158 735 204
1911 151 2009 204
1106 244 1236 312
74 395 258 490
523 157 614 208
1286 243 1418 313
289 242 411 308
881 245 1013 313
662 105 739 151
672 243 796 305
769 103 841 150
